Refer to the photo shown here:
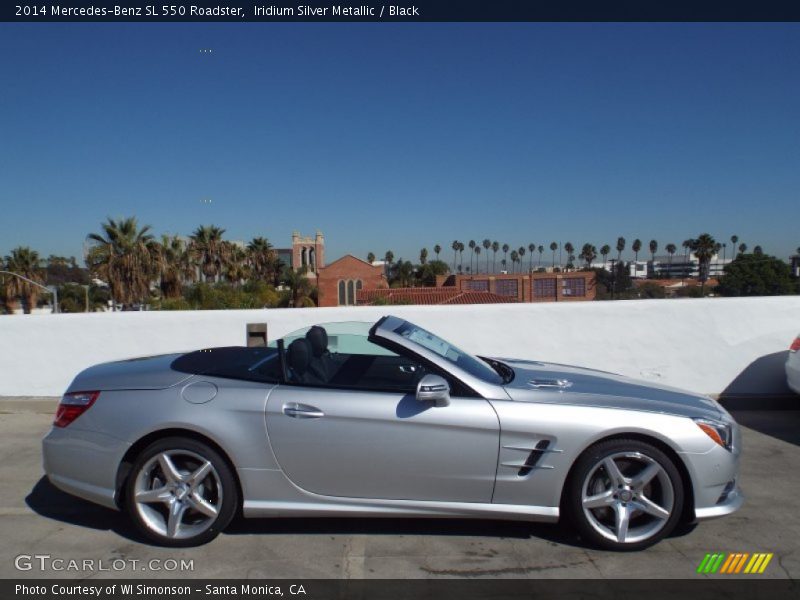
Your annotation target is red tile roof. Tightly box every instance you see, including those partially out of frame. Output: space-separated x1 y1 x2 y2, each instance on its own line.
357 287 517 306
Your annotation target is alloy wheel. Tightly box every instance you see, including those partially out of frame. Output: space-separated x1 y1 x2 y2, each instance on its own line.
581 451 675 544
132 449 223 540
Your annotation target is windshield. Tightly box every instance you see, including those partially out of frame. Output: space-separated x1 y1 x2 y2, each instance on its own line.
392 321 506 385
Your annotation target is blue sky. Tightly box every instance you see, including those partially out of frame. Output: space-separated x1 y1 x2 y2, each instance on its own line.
1 23 798 263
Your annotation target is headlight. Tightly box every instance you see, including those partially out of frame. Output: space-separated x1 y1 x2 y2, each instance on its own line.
694 418 733 451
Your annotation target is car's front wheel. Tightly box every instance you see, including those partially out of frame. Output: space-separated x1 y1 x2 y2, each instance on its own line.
125 437 238 547
565 439 684 551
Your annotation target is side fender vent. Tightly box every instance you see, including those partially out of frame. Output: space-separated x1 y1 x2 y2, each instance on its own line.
518 440 551 476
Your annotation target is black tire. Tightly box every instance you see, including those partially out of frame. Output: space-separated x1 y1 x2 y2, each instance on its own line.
125 436 238 547
564 438 684 551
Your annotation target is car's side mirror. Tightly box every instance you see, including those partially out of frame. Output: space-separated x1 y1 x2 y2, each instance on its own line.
416 374 450 407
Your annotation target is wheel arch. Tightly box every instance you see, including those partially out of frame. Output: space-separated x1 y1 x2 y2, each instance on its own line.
560 432 695 524
115 428 243 512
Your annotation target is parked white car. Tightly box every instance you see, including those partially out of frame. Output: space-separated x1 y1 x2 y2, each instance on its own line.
787 334 800 394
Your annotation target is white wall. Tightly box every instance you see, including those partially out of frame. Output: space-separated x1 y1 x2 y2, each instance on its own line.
0 297 798 398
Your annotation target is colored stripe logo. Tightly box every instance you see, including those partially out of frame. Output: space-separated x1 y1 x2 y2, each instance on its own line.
697 552 773 574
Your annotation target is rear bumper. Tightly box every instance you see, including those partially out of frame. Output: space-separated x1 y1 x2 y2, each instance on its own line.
42 425 130 510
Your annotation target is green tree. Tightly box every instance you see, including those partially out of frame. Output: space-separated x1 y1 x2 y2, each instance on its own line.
690 233 717 294
717 253 797 296
3 247 46 313
580 243 597 269
451 240 460 272
86 217 157 308
616 237 626 262
649 239 658 276
283 266 316 308
502 243 510 266
492 241 500 273
482 239 491 273
419 247 428 265
564 242 574 271
367 252 376 264
468 240 476 273
474 246 482 273
549 242 558 268
188 225 229 283
632 239 642 264
665 243 677 278
433 244 441 261
731 235 739 256
600 244 610 269
156 235 193 299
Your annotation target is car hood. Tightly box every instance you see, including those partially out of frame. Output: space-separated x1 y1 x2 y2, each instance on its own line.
496 357 723 420
66 353 193 393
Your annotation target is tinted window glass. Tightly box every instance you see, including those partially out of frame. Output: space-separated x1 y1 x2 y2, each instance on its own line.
392 321 503 385
171 347 282 384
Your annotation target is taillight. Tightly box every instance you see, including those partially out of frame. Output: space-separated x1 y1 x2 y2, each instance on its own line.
54 391 99 427
790 337 800 353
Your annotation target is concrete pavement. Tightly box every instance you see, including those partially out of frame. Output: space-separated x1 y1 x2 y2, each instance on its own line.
0 399 798 579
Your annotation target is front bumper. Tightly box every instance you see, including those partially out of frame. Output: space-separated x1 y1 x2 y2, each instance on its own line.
42 425 130 510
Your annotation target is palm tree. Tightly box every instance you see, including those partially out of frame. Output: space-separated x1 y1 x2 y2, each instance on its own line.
722 242 727 263
502 243 510 267
367 252 375 264
419 247 428 265
600 244 610 270
3 246 45 313
537 245 544 268
665 243 677 278
384 250 394 280
451 240 459 272
474 246 481 273
225 245 250 287
433 244 441 261
458 242 465 273
283 266 316 308
616 237 626 262
580 243 597 269
501 258 507 272
563 242 574 271
690 233 717 294
632 239 642 265
86 217 157 309
156 235 192 299
491 241 500 273
682 239 693 280
468 240 476 273
649 239 658 269
549 242 558 268
528 243 535 272
188 225 229 283
482 239 491 273
247 237 276 282
517 246 526 272
738 243 747 255
510 250 519 273
753 245 763 255
731 235 739 256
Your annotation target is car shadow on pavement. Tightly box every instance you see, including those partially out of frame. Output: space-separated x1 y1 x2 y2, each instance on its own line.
25 476 147 543
25 476 699 548
729 409 800 447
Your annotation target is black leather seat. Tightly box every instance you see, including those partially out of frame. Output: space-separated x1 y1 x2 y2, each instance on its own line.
287 338 314 384
306 325 336 383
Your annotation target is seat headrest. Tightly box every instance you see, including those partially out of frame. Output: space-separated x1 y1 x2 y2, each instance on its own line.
305 325 329 358
287 338 312 375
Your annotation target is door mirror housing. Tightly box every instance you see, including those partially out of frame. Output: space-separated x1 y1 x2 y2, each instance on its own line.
416 374 450 407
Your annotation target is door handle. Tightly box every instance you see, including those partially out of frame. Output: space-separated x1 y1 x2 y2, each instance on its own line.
527 378 572 390
399 365 417 374
282 403 325 418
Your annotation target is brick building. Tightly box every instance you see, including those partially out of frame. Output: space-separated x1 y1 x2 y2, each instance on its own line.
315 255 387 307
358 287 517 306
275 231 325 274
436 271 596 302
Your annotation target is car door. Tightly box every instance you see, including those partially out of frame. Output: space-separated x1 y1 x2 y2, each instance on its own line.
265 357 500 503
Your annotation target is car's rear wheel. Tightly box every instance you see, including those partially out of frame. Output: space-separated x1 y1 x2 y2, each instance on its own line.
565 439 684 551
125 437 238 547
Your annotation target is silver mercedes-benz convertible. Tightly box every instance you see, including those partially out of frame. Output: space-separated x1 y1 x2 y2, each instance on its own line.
43 315 742 550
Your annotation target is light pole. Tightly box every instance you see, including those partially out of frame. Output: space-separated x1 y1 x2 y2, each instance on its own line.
0 271 58 313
